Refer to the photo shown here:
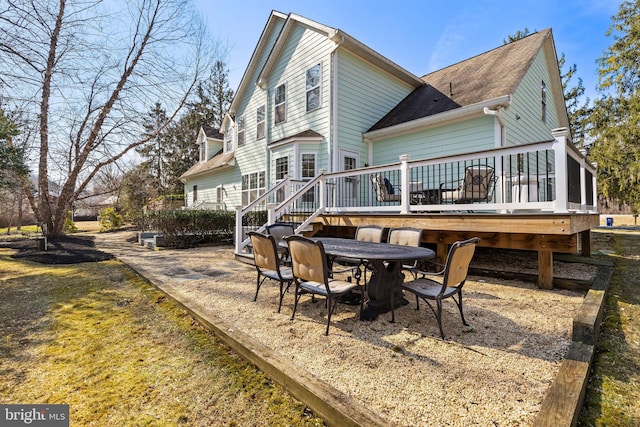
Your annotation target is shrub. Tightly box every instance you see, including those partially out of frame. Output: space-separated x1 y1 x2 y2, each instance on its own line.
145 209 235 248
99 207 124 232
63 211 78 233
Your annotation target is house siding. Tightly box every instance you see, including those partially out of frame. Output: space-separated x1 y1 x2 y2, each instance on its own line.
371 116 495 165
336 50 415 169
267 25 333 152
184 167 240 210
505 49 562 146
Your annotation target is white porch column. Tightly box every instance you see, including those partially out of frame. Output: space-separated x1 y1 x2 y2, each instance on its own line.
552 128 570 213
318 169 327 212
267 203 277 224
235 205 243 253
400 154 410 214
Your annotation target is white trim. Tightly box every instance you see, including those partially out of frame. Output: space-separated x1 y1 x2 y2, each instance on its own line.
363 95 511 141
268 135 322 149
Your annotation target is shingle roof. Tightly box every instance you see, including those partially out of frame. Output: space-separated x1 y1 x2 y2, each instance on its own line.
368 29 551 132
203 126 223 140
269 129 323 145
180 150 235 181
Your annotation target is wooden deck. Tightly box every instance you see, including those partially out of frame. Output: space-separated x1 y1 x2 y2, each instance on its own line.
304 212 600 289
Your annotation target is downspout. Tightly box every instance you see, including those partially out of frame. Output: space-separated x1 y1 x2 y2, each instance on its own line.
483 106 505 147
330 35 345 173
483 105 507 208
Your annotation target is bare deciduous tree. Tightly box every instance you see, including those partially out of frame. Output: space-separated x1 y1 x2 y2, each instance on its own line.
0 0 219 236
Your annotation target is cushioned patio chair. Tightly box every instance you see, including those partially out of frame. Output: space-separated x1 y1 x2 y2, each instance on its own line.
439 166 495 204
248 232 294 313
266 222 295 264
390 237 481 339
372 174 401 202
332 225 384 286
286 235 363 335
387 227 424 279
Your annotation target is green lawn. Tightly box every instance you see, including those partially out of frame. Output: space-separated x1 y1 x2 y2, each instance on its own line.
0 247 325 426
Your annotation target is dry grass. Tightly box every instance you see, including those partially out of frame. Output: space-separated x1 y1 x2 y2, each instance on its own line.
0 248 325 426
579 228 640 426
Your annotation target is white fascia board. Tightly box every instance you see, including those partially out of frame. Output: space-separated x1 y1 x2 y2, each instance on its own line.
268 136 323 150
258 14 338 87
221 113 234 132
363 96 512 141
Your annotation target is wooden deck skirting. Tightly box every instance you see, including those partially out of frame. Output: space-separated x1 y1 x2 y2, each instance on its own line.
309 213 600 289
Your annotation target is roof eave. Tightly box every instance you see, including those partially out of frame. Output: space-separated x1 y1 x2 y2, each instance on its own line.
364 95 511 141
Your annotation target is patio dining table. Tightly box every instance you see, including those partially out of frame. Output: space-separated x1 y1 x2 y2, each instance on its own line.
312 237 435 320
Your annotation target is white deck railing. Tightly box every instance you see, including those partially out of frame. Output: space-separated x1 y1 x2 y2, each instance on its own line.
235 128 597 254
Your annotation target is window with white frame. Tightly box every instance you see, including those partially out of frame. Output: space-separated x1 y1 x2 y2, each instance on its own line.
301 153 316 179
237 115 245 146
256 105 265 139
301 153 316 203
274 83 286 124
241 171 265 205
306 64 321 112
275 156 289 202
275 156 289 180
541 80 547 123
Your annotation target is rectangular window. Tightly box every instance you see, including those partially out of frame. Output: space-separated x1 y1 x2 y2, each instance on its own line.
306 64 321 112
237 115 245 146
301 153 316 178
192 185 198 203
256 105 265 139
541 81 547 123
275 156 289 180
301 153 316 203
274 84 286 124
241 171 265 205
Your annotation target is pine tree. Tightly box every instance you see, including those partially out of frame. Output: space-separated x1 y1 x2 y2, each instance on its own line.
588 0 640 209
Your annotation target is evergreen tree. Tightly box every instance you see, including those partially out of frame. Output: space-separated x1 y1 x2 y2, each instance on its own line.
137 102 170 196
588 0 640 209
0 105 27 189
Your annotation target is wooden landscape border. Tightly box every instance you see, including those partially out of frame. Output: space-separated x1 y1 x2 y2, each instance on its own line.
533 262 613 427
124 245 613 427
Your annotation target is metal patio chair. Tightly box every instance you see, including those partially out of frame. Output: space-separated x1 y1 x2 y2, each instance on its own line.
248 232 294 313
286 235 364 335
390 237 481 339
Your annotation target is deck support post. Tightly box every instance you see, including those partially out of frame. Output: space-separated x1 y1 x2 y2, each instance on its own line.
538 250 553 289
581 231 591 257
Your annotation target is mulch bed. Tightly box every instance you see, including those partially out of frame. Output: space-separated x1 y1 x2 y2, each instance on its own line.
0 235 114 264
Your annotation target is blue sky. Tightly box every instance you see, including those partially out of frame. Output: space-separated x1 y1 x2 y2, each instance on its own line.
194 0 621 102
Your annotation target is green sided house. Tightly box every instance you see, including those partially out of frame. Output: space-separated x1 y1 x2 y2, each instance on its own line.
180 10 599 288
181 10 569 210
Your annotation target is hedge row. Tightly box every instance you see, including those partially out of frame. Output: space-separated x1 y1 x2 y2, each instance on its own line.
145 209 236 248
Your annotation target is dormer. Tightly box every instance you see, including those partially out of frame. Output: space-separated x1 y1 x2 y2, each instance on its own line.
221 112 235 153
197 126 224 162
